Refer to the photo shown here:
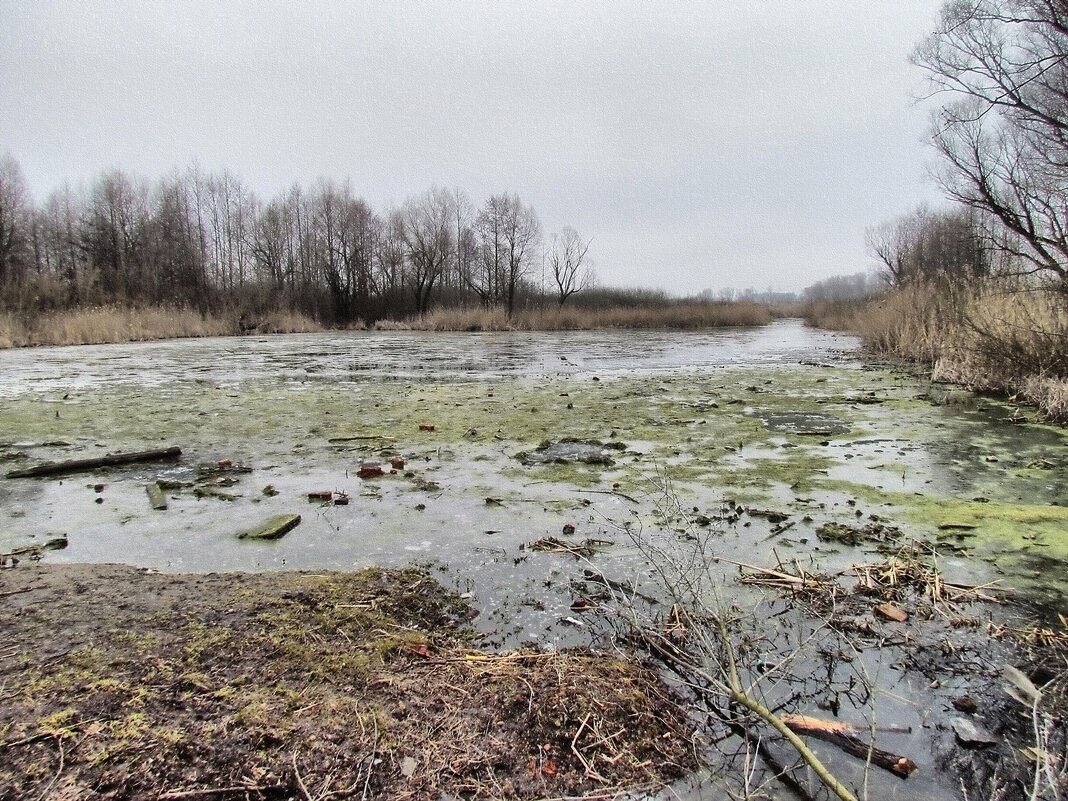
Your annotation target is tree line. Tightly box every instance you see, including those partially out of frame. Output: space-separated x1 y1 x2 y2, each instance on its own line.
868 0 1068 294
0 157 595 324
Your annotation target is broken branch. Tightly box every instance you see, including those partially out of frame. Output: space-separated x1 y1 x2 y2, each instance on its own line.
6 447 182 479
781 714 918 779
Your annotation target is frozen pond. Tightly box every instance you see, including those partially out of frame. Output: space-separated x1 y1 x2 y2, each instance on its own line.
2 317 1065 615
0 319 856 398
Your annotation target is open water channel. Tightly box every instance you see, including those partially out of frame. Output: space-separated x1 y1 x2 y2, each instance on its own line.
2 319 1066 800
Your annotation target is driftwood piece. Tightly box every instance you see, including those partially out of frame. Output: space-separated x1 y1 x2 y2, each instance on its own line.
327 434 396 444
237 514 301 540
781 714 918 779
146 482 168 510
581 568 660 605
6 447 182 479
530 536 613 558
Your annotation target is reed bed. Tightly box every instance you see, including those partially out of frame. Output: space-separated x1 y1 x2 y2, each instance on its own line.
828 280 1068 421
800 298 874 334
1 301 779 346
407 301 772 331
0 306 321 347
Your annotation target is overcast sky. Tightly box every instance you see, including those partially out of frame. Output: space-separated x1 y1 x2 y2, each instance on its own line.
1 1 948 294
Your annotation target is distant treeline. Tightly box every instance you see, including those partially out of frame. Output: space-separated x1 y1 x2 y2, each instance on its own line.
0 155 613 324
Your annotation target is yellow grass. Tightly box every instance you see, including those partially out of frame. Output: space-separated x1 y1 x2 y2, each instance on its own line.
853 280 1068 421
0 306 321 348
252 309 323 335
800 298 872 333
853 285 950 365
0 311 19 349
407 302 772 331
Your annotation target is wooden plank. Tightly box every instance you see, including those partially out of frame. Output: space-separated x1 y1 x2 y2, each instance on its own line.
237 514 301 540
146 482 168 510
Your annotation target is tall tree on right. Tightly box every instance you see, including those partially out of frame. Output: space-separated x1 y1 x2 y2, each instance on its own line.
914 0 1068 288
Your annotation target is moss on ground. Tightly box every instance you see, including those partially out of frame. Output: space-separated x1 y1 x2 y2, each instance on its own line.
0 564 697 801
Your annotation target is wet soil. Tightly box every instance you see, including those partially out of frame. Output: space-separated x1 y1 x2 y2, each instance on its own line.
0 564 696 801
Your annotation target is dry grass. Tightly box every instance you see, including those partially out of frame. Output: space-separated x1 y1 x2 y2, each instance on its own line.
0 306 321 348
252 308 323 335
1021 375 1068 422
0 311 19 349
1 565 697 801
1 301 770 346
406 301 772 331
853 284 953 365
800 298 873 333
854 280 1068 421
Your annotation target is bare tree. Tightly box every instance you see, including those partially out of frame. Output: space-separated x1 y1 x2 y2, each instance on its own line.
866 205 989 285
450 188 476 299
204 169 253 294
375 207 407 303
866 208 927 286
153 173 208 306
250 196 292 294
401 187 454 315
914 0 1068 287
473 193 540 316
548 226 594 305
0 154 33 301
35 183 84 305
0 158 592 323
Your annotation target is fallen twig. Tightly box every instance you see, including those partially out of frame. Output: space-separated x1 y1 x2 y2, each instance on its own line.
327 435 396 443
292 751 312 801
571 712 610 784
158 785 287 799
576 488 640 504
0 587 36 599
581 569 660 605
36 735 64 801
530 536 612 557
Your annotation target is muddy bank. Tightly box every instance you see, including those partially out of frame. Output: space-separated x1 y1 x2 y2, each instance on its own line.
0 564 696 801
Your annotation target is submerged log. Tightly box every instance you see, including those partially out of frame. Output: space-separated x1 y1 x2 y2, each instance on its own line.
6 447 182 479
781 714 918 779
237 514 301 540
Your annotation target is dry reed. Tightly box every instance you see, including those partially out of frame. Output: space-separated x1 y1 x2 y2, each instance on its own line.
0 306 321 348
406 301 772 331
800 298 873 333
847 280 1068 421
2 301 768 347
